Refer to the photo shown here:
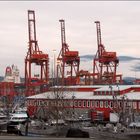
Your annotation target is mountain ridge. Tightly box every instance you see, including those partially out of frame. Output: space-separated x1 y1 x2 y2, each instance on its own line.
80 55 140 61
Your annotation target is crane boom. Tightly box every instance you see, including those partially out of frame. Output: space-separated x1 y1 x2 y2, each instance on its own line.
95 21 105 58
59 19 66 45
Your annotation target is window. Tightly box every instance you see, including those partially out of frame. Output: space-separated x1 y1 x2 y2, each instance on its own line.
95 101 99 108
36 100 39 106
64 101 70 107
100 101 103 108
118 101 121 108
74 101 78 107
58 101 63 107
40 100 43 106
29 100 34 106
128 101 132 108
133 101 137 109
138 102 140 109
91 101 94 107
40 101 45 106
39 100 44 106
44 101 48 106
124 101 128 108
69 100 74 107
78 101 82 107
87 101 90 107
48 101 51 106
111 91 115 95
104 101 108 108
33 100 37 106
100 91 102 95
83 101 86 107
110 101 113 108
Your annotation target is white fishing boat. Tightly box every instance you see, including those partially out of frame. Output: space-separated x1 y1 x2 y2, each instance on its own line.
7 107 28 134
9 107 28 123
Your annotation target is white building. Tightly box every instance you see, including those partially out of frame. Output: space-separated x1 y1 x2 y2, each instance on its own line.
4 64 21 83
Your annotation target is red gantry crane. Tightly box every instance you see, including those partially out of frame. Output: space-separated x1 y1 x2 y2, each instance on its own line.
25 10 49 95
93 21 122 84
57 19 80 85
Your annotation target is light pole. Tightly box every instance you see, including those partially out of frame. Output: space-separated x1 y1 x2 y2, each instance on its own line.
53 49 56 85
56 60 60 85
50 56 54 86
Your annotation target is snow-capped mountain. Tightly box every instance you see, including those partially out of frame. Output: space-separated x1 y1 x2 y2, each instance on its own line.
80 55 140 79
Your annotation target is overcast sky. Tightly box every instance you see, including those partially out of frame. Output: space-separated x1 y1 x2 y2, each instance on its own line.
0 1 140 77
